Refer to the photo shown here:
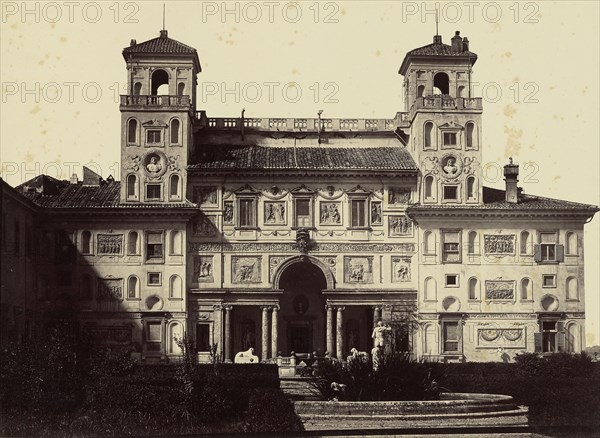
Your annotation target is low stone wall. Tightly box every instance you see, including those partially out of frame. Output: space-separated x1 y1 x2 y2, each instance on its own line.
294 393 528 431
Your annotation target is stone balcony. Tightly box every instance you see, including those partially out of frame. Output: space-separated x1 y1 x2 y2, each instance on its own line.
409 96 483 115
195 113 399 132
120 95 191 109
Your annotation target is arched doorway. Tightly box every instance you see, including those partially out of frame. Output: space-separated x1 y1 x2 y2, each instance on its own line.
277 258 328 355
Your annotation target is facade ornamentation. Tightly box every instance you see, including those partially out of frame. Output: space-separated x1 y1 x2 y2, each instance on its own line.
97 278 123 301
388 187 411 205
194 255 214 283
344 256 374 283
264 202 286 224
193 186 218 206
189 241 415 253
223 202 234 224
295 229 311 254
441 154 462 180
484 234 516 255
97 234 123 255
389 216 413 236
232 256 261 283
391 257 411 282
485 280 516 301
144 151 167 179
320 202 342 225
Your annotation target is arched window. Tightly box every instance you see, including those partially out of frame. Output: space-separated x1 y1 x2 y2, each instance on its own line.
467 231 478 254
127 275 139 299
169 275 183 299
424 277 437 301
520 231 531 255
424 122 434 149
127 119 137 144
468 277 479 300
566 323 580 353
566 232 578 255
126 174 138 200
170 118 180 144
423 323 438 356
520 278 532 300
466 176 476 201
177 82 185 96
170 230 182 255
168 322 183 354
81 230 92 254
423 230 435 254
466 122 475 148
458 85 465 97
169 174 181 200
151 69 169 95
133 82 142 95
424 175 435 200
433 72 449 95
80 275 93 300
417 84 425 97
127 231 139 255
567 277 578 300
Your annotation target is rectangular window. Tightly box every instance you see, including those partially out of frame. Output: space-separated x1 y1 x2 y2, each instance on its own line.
534 232 564 263
350 199 367 227
542 274 556 288
146 321 162 352
443 132 457 146
238 198 256 228
294 198 312 227
443 321 460 353
196 323 211 351
443 186 458 201
146 231 164 261
442 230 461 263
446 274 459 287
147 130 161 144
536 320 564 353
147 272 161 286
146 184 161 201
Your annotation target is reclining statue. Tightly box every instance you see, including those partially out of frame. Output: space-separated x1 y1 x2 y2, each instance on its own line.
234 347 259 363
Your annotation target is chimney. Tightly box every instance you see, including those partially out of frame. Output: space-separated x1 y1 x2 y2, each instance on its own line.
433 35 442 44
504 158 519 203
451 31 463 52
70 173 78 184
130 39 136 46
160 29 168 39
462 37 469 52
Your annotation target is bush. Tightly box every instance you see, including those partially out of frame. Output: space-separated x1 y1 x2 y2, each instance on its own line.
310 349 439 401
514 352 594 377
242 389 304 433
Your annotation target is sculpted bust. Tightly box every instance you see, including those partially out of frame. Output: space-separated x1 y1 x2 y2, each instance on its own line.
146 156 162 173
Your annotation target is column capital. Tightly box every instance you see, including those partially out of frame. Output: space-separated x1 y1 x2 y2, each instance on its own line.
372 305 382 310
223 304 233 311
336 306 345 312
260 305 271 311
325 304 335 311
213 304 223 311
271 304 280 312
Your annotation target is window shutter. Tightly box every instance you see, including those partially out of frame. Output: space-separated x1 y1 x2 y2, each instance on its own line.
534 332 542 352
557 333 566 352
533 244 542 262
556 244 565 262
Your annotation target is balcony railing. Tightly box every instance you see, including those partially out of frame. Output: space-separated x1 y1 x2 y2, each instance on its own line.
196 115 398 132
120 95 191 107
409 96 483 115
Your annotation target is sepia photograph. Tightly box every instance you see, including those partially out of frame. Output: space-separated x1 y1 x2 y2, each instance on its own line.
1 1 599 436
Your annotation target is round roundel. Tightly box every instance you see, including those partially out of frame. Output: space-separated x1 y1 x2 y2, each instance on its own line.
541 294 559 312
502 329 522 342
145 295 164 311
143 151 168 178
442 296 461 312
440 154 462 180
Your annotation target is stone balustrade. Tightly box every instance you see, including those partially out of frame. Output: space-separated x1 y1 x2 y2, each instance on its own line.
120 95 191 107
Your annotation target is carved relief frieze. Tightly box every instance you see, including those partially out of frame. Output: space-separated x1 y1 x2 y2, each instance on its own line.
484 234 516 255
391 256 411 282
344 256 374 283
193 255 214 283
189 242 415 253
97 234 123 255
485 280 515 301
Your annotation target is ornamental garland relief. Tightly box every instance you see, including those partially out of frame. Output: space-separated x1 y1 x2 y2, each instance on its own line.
485 280 515 301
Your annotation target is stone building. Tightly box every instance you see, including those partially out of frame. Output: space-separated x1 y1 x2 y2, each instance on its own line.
1 29 597 364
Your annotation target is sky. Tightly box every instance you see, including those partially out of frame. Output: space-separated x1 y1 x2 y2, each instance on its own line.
1 1 599 345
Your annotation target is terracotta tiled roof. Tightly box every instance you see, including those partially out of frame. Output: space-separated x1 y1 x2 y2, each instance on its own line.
406 42 477 58
189 145 417 172
17 179 196 209
123 32 197 55
408 187 599 212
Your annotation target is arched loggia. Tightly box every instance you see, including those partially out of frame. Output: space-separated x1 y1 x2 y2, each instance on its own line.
272 255 335 290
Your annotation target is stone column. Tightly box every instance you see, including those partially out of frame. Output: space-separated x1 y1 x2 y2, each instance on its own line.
223 305 233 363
326 305 334 357
271 305 279 358
261 305 270 361
213 304 223 358
336 306 345 360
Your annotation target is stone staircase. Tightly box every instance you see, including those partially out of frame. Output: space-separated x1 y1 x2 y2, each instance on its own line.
280 377 322 401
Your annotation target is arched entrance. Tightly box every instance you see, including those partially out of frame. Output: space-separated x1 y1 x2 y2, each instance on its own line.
276 257 329 355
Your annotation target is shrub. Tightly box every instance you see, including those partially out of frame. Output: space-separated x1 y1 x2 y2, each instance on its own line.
242 389 304 433
310 349 439 401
